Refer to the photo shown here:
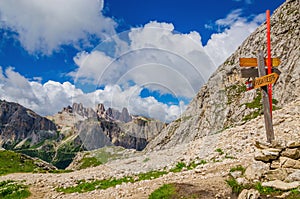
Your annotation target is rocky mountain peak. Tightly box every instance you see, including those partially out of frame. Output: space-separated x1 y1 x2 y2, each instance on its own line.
146 0 300 150
59 102 133 123
120 107 132 123
0 100 57 149
96 103 106 117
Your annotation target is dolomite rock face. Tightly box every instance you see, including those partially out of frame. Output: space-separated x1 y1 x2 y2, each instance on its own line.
0 100 57 148
51 103 165 151
146 0 300 150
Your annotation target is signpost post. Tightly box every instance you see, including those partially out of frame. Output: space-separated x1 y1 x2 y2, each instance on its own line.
239 52 278 143
238 10 280 143
257 51 275 142
267 10 273 116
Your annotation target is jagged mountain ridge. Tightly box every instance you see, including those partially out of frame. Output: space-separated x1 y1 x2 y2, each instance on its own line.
66 102 132 123
51 103 165 151
0 99 57 148
146 0 300 150
0 100 165 168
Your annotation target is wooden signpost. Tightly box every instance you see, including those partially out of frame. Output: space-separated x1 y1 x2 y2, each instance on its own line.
238 10 280 143
257 51 275 142
240 67 281 78
253 72 279 89
239 58 280 67
239 51 279 143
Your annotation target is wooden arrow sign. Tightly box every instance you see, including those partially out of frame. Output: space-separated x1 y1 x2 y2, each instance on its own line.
239 58 280 67
253 72 279 89
241 67 281 78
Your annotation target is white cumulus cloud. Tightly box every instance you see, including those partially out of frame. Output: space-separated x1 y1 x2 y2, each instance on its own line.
204 10 265 66
0 0 116 55
0 67 184 122
72 21 216 99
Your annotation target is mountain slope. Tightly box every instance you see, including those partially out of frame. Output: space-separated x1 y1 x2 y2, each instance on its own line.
146 0 300 150
0 100 57 149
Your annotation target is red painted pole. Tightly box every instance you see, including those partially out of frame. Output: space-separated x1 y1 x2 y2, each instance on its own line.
266 10 272 116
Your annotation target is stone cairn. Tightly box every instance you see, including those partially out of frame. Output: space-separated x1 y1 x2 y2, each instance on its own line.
232 140 300 199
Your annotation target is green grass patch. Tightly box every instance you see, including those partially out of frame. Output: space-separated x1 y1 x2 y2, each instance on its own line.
215 148 224 155
245 92 262 109
187 160 207 170
148 184 176 199
56 177 135 193
254 182 281 195
91 147 124 164
57 170 168 193
242 92 280 121
79 157 102 170
0 180 30 199
225 84 246 104
226 177 244 194
57 159 210 194
169 162 186 173
0 150 45 176
288 188 300 199
49 169 73 174
242 110 261 121
226 178 297 198
137 170 167 181
229 165 246 175
198 160 207 165
225 154 236 159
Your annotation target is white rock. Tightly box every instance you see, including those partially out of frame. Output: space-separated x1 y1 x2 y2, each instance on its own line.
238 189 260 199
245 161 269 181
262 180 300 191
286 170 300 182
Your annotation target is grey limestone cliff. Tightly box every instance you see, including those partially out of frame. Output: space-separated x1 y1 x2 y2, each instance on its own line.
0 100 57 148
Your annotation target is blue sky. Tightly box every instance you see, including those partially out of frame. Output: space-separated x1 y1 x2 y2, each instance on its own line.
0 0 285 122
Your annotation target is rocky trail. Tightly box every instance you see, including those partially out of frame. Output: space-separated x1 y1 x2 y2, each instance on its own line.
1 98 299 198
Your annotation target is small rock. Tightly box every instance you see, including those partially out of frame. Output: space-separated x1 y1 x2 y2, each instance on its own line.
236 177 249 186
238 189 260 199
182 167 188 171
286 170 300 182
245 161 269 181
262 180 300 191
254 148 281 162
230 171 243 179
281 157 300 169
271 157 300 169
281 148 300 159
254 141 271 149
265 168 288 181
287 141 300 148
